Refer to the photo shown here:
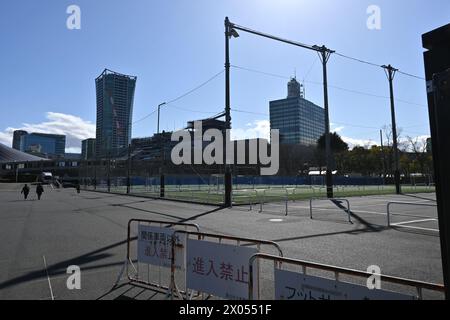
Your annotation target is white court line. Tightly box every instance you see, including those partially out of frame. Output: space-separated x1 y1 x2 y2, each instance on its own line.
390 224 439 233
282 205 387 216
392 218 438 226
42 255 55 301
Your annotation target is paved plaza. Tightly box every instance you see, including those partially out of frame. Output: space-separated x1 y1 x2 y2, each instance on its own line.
0 183 443 300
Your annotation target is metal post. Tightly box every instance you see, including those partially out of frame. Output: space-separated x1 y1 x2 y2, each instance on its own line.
127 144 131 194
94 160 97 191
107 154 111 193
383 64 401 195
224 18 336 201
380 129 386 185
320 48 334 199
85 160 88 188
157 102 166 135
423 23 450 299
160 134 165 198
224 17 233 208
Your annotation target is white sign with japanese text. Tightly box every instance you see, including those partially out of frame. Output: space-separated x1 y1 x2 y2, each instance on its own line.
186 239 258 300
137 225 185 269
275 269 415 300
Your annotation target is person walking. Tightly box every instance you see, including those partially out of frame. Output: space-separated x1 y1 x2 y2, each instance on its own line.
76 183 81 194
21 184 30 200
36 183 44 200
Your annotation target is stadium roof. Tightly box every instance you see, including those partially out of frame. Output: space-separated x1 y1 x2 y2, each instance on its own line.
0 143 47 163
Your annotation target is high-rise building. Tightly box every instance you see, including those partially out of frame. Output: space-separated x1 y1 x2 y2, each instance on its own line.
81 138 96 160
20 132 66 156
12 130 28 150
426 137 432 154
95 69 137 158
270 78 325 146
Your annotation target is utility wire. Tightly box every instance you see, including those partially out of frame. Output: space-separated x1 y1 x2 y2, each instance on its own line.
133 69 224 125
231 108 268 116
166 103 222 115
231 65 289 80
397 70 426 81
334 52 382 68
231 64 427 108
334 52 426 81
232 109 380 130
166 70 225 104
303 56 318 82
133 109 158 125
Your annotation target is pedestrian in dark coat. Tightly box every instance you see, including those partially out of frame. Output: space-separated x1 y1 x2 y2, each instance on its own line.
21 184 30 200
36 183 44 200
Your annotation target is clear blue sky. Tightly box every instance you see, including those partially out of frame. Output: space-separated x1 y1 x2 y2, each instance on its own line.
0 0 449 152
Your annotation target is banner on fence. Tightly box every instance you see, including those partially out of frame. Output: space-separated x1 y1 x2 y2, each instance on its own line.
137 225 185 269
275 269 415 300
186 239 258 300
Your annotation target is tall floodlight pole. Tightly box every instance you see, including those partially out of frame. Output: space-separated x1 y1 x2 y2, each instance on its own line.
224 17 234 208
94 159 97 190
382 64 401 194
380 129 386 185
157 102 167 198
126 144 131 194
319 47 334 199
107 152 111 193
225 18 335 200
157 102 167 134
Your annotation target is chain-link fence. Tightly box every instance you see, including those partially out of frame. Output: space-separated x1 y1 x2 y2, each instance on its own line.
77 160 435 207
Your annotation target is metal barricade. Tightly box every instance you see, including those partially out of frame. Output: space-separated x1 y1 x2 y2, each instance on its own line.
310 198 352 223
170 231 283 300
387 201 438 230
253 189 290 216
248 253 445 300
114 219 200 297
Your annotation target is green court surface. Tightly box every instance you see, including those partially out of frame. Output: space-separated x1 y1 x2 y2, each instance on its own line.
85 184 436 205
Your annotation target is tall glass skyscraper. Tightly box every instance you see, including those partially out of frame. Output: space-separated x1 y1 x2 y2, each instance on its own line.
270 78 325 146
12 130 28 150
95 69 137 158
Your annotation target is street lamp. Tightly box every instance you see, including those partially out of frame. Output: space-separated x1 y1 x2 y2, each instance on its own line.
224 17 335 200
157 101 167 198
382 64 401 194
157 102 167 134
223 18 241 207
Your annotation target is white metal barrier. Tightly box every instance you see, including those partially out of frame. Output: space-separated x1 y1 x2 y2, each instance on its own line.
169 230 283 300
248 253 445 300
114 219 200 297
387 201 438 231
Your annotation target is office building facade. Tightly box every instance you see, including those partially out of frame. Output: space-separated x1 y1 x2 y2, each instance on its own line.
270 78 325 146
12 130 28 150
81 138 96 160
95 69 137 158
20 132 66 156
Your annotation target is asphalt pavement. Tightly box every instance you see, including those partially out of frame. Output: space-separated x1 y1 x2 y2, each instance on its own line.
0 183 443 300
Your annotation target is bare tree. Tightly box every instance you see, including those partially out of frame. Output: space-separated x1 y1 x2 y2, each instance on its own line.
406 136 430 176
382 124 404 174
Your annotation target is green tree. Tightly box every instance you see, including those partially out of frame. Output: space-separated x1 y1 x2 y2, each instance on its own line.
317 132 349 153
